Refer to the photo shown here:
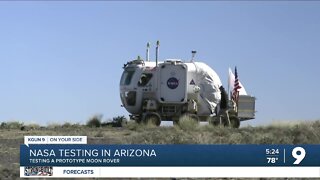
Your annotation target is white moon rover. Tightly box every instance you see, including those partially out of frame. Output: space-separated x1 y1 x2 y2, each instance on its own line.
120 41 255 128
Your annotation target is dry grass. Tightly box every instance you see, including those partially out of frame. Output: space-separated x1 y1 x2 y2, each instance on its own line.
176 115 200 131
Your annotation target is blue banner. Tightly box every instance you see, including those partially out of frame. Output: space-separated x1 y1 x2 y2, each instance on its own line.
20 144 320 166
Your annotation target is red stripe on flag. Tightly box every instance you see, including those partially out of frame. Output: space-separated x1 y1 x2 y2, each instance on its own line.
232 67 241 103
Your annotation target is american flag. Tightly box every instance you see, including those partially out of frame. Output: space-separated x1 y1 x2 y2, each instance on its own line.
232 67 242 103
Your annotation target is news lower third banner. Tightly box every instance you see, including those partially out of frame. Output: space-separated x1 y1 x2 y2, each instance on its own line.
20 136 320 178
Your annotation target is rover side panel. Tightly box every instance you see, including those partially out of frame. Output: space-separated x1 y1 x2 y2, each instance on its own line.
158 64 187 103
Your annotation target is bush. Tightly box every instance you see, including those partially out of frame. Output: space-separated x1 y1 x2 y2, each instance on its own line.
87 115 102 127
112 116 127 127
20 123 41 131
177 115 199 131
101 116 127 127
62 122 72 128
0 122 7 128
0 121 24 129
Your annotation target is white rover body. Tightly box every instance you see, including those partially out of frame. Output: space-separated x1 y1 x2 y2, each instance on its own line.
120 42 255 127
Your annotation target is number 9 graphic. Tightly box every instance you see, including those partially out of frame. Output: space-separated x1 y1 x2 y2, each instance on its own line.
292 147 306 165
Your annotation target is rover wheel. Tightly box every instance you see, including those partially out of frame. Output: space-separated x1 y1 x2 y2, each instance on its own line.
209 117 220 126
229 115 240 128
142 112 161 126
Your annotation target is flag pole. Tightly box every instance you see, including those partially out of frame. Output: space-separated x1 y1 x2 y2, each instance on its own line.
227 68 230 101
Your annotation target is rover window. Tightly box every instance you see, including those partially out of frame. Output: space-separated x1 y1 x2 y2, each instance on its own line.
125 91 136 106
138 73 153 86
120 69 135 85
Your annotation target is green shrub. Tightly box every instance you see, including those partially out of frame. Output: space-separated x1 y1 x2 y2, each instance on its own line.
1 121 24 129
62 122 72 128
0 122 7 128
113 116 127 127
87 115 102 127
101 116 128 127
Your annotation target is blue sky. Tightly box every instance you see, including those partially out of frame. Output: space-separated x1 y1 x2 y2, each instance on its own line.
1 1 319 126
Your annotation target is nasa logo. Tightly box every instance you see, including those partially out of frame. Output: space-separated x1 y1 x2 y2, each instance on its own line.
167 77 179 89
